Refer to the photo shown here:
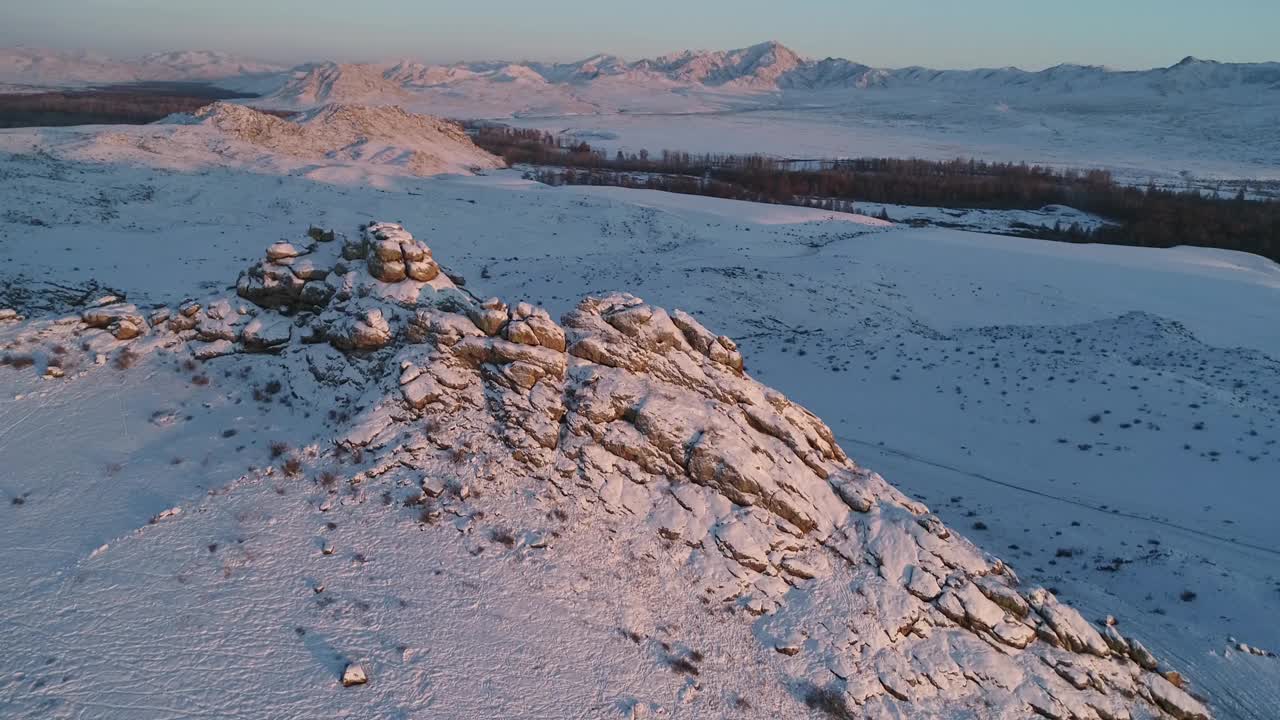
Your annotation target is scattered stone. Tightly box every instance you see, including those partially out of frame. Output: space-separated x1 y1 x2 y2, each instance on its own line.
241 317 293 351
341 663 368 687
192 340 237 360
82 304 144 330
266 242 302 261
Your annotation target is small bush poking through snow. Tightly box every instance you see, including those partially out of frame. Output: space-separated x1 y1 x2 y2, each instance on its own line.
270 441 289 458
665 655 700 676
801 683 856 720
283 456 302 476
113 349 139 370
307 226 336 242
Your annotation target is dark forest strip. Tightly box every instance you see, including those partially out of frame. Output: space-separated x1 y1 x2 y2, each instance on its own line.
470 125 1280 262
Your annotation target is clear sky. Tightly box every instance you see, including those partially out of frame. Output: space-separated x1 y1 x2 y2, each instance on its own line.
3 0 1278 69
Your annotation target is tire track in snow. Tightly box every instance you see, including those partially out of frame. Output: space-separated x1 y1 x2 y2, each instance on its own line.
835 433 1280 558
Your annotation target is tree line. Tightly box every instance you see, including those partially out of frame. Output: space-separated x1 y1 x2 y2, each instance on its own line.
0 84 263 128
470 126 1279 262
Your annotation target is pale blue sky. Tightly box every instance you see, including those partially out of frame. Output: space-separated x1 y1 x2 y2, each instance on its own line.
3 0 1277 69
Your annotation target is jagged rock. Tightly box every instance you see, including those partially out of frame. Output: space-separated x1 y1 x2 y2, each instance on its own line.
469 297 509 336
192 340 237 360
237 262 307 308
0 308 20 322
196 317 240 343
330 308 392 350
109 319 143 340
905 565 942 600
1103 623 1131 655
975 575 1030 618
299 280 336 306
241 317 293 351
82 304 144 329
1129 637 1159 670
1145 674 1209 720
671 308 744 372
505 302 567 351
289 259 332 281
147 308 171 327
1028 587 1111 657
407 309 481 345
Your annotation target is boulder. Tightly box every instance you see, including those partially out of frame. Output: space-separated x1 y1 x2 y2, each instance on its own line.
341 663 368 687
242 317 293 351
82 304 144 330
109 319 143 340
330 309 392 351
469 297 509 336
266 242 302 261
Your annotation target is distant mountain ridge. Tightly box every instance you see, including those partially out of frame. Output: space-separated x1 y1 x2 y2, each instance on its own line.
3 41 1278 103
0 47 283 86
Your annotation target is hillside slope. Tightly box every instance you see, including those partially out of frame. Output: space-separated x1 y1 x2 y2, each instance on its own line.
51 102 505 179
0 221 1215 719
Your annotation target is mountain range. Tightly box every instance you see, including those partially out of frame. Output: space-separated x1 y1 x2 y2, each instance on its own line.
4 41 1278 98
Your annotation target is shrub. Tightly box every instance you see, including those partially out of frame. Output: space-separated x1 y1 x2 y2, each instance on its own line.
113 349 139 370
307 226 335 242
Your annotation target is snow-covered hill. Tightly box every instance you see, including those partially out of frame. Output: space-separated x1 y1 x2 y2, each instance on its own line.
1 119 1278 716
49 102 504 181
4 43 1276 179
0 213 1223 720
0 47 283 86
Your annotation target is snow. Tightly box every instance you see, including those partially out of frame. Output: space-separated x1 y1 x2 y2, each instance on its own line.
0 47 283 86
4 41 1276 182
0 102 505 182
1 118 1278 718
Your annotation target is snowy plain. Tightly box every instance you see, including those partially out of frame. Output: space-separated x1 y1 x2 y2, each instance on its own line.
0 112 1277 718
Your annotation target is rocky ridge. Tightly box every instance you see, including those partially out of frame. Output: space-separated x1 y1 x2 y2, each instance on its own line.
14 223 1213 719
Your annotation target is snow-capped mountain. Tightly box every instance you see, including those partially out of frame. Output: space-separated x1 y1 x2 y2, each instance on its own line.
9 41 1275 98
136 50 283 80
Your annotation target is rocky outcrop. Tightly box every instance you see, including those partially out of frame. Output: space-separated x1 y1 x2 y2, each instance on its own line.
237 236 336 310
364 222 440 283
40 222 1213 719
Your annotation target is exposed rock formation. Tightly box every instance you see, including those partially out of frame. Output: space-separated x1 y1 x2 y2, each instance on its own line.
45 223 1213 719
